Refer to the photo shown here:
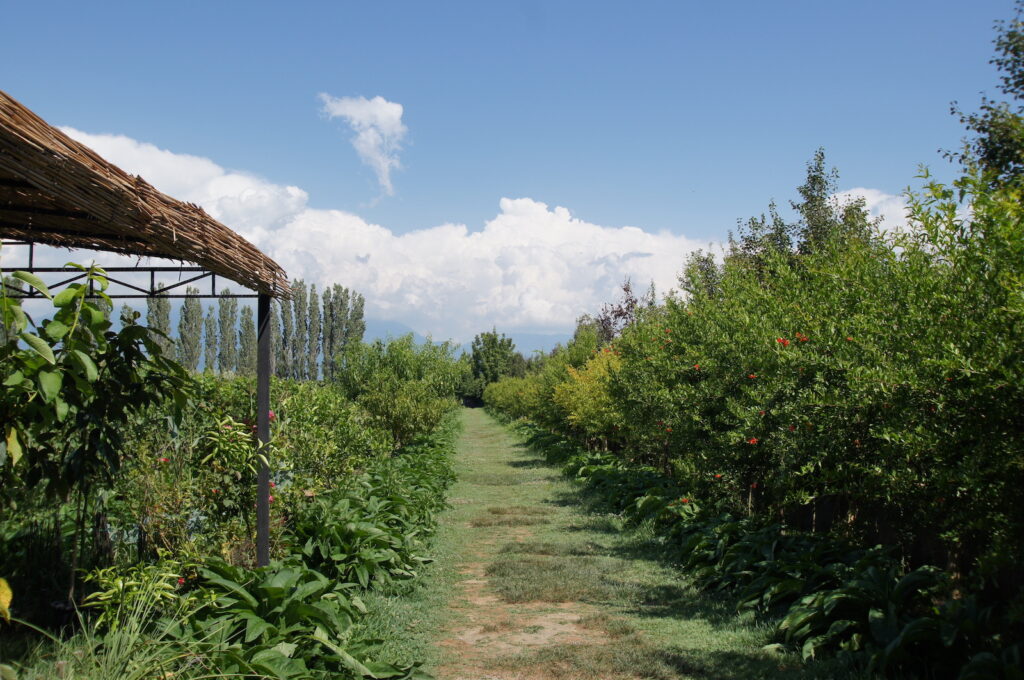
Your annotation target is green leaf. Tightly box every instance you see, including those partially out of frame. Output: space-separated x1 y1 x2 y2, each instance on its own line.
1 299 27 333
5 427 22 466
71 350 99 381
52 285 82 308
11 271 51 299
19 332 55 364
3 371 24 387
312 632 376 677
44 319 70 341
37 369 63 403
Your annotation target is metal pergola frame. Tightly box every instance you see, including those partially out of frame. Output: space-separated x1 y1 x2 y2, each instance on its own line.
2 241 274 566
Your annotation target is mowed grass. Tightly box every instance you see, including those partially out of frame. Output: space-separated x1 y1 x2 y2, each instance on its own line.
387 409 864 679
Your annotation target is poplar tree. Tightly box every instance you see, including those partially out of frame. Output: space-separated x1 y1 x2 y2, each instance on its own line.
321 286 334 379
279 298 294 379
308 284 321 380
204 305 217 373
269 299 281 377
146 282 173 356
346 291 366 347
177 287 203 371
330 285 350 374
217 289 238 374
238 305 257 376
291 280 308 380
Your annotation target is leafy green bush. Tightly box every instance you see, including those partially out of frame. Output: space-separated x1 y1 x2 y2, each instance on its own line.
336 336 460 451
289 418 456 589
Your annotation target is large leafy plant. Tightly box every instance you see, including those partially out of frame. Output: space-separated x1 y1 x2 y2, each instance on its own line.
1 264 190 499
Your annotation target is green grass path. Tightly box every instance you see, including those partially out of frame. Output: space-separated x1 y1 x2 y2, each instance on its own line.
368 408 825 679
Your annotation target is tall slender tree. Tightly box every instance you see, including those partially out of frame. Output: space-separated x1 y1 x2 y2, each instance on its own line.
217 289 238 374
279 298 294 379
177 287 203 371
346 291 366 348
146 282 173 356
238 305 257 376
307 284 321 380
330 285 350 373
203 305 217 373
291 280 308 380
321 286 334 379
269 299 281 377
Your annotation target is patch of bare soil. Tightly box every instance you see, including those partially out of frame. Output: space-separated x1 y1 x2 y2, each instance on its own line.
437 563 610 679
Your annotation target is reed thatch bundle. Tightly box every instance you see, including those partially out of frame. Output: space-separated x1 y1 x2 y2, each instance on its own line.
0 89 289 298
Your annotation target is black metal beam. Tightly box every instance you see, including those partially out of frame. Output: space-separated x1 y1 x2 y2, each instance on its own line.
255 293 271 567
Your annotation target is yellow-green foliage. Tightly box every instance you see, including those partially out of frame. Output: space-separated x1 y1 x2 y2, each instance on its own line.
482 374 542 421
552 349 622 443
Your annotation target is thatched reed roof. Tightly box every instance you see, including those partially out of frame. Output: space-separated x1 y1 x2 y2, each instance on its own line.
0 89 290 298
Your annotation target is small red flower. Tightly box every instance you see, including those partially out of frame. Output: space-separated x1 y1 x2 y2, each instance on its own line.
776 337 790 347
268 410 277 422
750 482 759 489
664 328 671 333
853 439 861 446
268 495 275 503
680 498 690 504
212 488 219 494
177 577 185 586
759 410 766 416
845 336 854 342
788 424 796 431
693 363 700 370
270 481 276 488
665 427 672 433
747 437 759 445
159 457 170 463
714 474 722 479
795 332 809 342
748 373 757 379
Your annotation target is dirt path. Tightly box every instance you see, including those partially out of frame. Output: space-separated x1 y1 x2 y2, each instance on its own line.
430 409 814 680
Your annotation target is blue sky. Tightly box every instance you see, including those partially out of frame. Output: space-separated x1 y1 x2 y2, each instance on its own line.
0 1 1014 346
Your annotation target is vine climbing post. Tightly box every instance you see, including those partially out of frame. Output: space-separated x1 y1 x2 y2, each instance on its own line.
256 293 271 566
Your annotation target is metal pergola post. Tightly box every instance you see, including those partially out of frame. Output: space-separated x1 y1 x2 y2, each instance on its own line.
256 293 271 566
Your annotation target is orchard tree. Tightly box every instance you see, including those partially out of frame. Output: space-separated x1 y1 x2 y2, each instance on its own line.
468 329 521 400
955 0 1024 184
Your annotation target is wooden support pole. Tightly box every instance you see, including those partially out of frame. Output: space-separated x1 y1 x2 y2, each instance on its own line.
256 293 271 567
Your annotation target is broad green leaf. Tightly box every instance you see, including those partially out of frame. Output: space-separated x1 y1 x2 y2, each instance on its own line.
3 371 24 387
10 271 51 299
37 369 63 403
312 632 376 677
53 285 82 308
19 332 55 364
0 299 27 333
44 319 70 341
71 350 99 381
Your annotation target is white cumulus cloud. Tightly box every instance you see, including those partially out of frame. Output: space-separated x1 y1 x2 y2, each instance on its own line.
319 94 407 197
13 128 710 342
